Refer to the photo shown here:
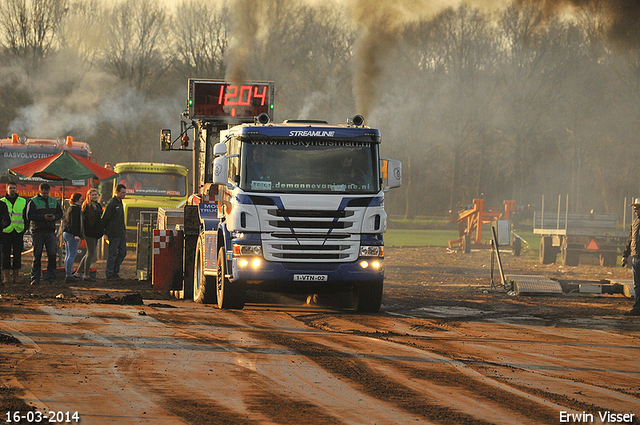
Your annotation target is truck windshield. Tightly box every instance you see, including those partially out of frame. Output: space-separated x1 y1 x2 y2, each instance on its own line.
240 140 379 194
116 172 186 197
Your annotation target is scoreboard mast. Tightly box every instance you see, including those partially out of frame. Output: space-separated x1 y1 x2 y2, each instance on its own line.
162 79 275 195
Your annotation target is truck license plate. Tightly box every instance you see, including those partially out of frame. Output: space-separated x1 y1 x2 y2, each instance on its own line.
293 274 328 282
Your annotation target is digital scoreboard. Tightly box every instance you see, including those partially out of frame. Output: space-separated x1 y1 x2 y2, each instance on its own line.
188 79 274 122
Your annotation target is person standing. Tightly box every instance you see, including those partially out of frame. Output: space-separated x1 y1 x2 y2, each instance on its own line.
101 183 126 280
1 182 27 284
0 192 10 285
621 198 640 316
25 183 63 285
62 193 83 282
76 188 103 281
98 163 114 261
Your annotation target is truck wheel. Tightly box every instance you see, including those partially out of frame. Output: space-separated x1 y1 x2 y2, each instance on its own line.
561 244 579 266
193 237 216 304
354 281 383 313
539 237 556 264
462 234 471 254
216 247 246 310
513 237 522 256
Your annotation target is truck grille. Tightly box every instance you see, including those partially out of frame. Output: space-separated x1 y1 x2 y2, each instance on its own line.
269 220 351 229
261 208 361 262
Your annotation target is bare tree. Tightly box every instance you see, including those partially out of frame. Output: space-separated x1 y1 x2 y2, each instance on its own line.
420 5 499 210
171 0 229 80
58 0 105 65
101 0 169 94
0 0 68 67
284 5 356 122
496 2 568 204
567 1 640 213
224 0 355 122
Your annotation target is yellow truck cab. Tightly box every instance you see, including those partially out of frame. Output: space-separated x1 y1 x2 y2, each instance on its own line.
112 162 188 247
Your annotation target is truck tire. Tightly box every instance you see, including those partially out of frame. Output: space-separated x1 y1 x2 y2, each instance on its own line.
216 247 246 310
539 236 556 264
561 242 579 266
354 280 383 313
462 234 471 254
193 236 216 304
513 237 522 256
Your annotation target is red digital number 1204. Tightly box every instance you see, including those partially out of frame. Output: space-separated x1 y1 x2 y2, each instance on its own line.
218 85 267 106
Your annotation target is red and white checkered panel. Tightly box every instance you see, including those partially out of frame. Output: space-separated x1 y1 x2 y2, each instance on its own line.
153 230 178 254
152 229 184 292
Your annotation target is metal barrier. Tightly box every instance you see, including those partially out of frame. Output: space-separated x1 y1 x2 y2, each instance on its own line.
136 211 158 280
158 207 184 230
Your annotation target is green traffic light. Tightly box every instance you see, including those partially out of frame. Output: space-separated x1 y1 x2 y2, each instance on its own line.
188 99 193 106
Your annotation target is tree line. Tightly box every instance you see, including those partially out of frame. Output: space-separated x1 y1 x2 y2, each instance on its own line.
0 0 638 218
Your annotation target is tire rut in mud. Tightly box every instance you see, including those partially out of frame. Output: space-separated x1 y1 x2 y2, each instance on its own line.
473 368 635 421
251 329 495 425
299 313 638 423
163 396 257 425
247 388 346 425
280 313 582 424
0 332 21 345
391 361 559 423
131 311 347 425
0 383 35 413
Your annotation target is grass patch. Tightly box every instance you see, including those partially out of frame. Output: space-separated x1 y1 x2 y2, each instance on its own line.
385 229 457 247
385 228 541 250
388 218 454 230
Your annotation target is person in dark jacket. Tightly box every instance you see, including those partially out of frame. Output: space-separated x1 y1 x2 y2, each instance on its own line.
101 183 127 280
25 183 63 285
62 192 83 282
1 182 27 284
76 188 103 281
622 198 640 316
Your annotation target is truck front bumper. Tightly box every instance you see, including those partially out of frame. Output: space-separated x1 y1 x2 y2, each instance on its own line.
230 259 384 293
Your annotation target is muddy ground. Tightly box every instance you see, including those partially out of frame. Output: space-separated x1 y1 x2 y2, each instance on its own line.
0 246 638 424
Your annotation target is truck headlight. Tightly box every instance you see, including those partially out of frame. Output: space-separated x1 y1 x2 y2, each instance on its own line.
239 258 262 268
360 259 382 269
360 246 383 257
233 244 263 256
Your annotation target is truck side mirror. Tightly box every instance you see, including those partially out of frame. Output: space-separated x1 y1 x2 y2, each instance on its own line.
213 142 227 156
213 156 229 186
381 158 402 191
161 129 171 151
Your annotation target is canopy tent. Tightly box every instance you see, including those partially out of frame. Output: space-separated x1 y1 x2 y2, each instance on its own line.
8 150 118 200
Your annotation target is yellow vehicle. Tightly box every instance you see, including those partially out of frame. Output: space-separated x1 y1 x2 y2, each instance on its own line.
112 162 188 247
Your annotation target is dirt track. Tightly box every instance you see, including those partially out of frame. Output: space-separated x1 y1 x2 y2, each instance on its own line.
0 247 639 424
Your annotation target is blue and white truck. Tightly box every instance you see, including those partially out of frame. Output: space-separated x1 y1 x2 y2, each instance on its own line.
161 79 402 312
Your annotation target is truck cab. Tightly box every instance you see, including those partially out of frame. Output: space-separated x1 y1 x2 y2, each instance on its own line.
112 162 188 247
195 117 402 311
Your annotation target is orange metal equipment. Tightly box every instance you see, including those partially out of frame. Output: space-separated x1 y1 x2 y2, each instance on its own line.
448 199 517 253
